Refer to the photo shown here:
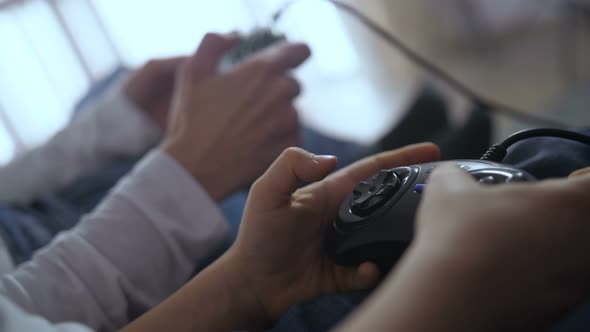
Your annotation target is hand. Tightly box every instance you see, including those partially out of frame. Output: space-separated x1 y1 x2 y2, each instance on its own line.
162 33 311 201
338 165 590 331
122 143 440 332
219 143 441 324
415 165 590 329
124 57 187 130
570 166 590 177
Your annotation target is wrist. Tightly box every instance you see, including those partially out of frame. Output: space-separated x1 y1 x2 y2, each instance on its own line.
219 247 312 324
212 254 274 330
160 139 234 201
122 255 272 332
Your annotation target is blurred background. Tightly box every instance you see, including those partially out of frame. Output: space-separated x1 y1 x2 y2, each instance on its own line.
1 0 589 165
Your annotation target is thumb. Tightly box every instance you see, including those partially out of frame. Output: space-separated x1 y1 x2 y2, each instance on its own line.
188 32 241 79
426 163 476 195
570 167 590 178
251 147 337 209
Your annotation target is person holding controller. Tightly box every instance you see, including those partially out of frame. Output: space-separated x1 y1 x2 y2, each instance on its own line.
0 32 589 332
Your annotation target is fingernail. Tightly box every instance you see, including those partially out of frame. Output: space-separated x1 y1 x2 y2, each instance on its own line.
312 154 337 164
570 167 590 178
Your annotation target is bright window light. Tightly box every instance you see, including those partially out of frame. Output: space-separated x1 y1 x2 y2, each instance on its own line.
0 0 86 148
91 0 259 66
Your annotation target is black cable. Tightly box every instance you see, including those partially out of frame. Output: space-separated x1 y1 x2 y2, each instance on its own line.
272 0 575 128
480 128 590 161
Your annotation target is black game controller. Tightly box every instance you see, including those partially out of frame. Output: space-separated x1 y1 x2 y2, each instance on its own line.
325 160 535 272
218 28 286 72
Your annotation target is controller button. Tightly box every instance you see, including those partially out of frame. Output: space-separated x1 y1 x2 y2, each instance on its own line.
414 184 426 193
352 182 371 199
350 171 401 216
478 175 499 184
506 172 527 182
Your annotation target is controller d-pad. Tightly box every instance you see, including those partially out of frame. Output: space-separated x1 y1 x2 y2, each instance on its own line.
351 170 401 217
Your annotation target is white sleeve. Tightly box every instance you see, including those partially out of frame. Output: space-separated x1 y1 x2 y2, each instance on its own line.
0 74 162 204
0 297 92 332
0 150 230 331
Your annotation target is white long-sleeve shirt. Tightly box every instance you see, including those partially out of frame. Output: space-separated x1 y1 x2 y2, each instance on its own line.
0 150 230 331
0 73 161 205
0 73 231 331
0 74 161 274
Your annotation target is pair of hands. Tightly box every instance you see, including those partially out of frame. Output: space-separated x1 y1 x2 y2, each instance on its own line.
123 30 590 331
124 33 310 201
217 144 590 330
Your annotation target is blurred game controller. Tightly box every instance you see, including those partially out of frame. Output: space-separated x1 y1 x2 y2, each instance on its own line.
325 159 535 272
218 28 287 72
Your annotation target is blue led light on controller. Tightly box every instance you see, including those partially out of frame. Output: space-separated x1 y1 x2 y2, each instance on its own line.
414 184 426 193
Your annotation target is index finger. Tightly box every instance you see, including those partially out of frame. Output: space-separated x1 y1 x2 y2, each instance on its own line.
322 143 441 207
243 42 311 74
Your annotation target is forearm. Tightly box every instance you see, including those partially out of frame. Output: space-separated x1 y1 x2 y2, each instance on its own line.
0 75 161 204
0 297 94 332
162 141 236 202
122 256 269 332
0 150 230 331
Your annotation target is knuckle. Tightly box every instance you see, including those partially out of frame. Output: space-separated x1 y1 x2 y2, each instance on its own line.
138 59 163 78
283 146 302 157
143 59 158 70
278 76 299 89
284 77 302 97
370 153 391 171
201 32 224 44
281 146 307 162
251 176 266 193
266 77 301 102
249 58 275 76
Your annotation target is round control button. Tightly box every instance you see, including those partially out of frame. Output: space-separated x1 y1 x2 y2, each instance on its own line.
336 166 419 231
350 170 401 217
478 175 499 185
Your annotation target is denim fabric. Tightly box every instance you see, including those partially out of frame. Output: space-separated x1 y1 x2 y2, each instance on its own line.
0 207 52 265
